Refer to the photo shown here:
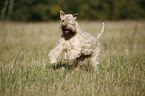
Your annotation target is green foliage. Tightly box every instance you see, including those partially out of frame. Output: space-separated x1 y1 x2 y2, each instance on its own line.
0 0 145 21
0 21 144 95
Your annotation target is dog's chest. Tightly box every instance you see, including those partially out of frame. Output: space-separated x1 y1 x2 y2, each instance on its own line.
63 39 77 50
61 34 79 49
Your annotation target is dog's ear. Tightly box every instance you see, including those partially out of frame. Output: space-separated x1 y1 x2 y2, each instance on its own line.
60 10 65 18
73 13 78 19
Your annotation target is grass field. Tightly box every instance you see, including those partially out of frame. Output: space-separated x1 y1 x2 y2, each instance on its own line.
0 21 144 96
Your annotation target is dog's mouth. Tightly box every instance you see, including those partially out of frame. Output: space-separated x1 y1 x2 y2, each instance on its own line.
64 29 70 34
61 25 75 36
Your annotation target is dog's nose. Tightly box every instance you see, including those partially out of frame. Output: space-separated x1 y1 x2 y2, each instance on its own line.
62 25 67 30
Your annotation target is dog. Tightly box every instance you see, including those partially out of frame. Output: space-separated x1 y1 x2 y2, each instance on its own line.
48 10 105 71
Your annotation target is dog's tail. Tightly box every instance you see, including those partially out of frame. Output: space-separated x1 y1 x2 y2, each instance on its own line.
97 22 105 39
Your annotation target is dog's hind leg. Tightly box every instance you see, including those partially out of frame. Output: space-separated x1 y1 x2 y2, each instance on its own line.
89 45 101 72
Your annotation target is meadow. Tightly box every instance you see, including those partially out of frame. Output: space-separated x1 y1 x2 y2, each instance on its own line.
0 21 144 96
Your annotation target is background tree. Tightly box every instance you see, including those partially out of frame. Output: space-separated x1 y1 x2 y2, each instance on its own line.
0 0 145 21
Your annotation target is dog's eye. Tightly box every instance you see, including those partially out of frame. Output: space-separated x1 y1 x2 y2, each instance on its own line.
62 20 65 22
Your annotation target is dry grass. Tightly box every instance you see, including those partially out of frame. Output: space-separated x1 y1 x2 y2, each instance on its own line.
0 21 145 96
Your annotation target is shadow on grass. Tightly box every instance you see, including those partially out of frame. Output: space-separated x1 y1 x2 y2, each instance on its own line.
51 63 91 72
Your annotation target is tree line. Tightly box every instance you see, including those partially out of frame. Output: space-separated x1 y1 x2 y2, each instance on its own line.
0 0 145 21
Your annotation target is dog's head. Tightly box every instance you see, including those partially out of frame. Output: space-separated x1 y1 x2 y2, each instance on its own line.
60 10 78 37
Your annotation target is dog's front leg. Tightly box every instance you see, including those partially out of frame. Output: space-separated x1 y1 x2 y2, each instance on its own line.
68 46 81 61
48 44 64 65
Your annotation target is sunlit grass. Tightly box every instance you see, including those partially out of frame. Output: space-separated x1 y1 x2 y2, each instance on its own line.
0 21 144 96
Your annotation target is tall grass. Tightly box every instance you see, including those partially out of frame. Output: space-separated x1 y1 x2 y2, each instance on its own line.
0 21 144 96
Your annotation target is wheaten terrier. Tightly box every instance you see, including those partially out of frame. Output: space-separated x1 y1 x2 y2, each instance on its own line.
48 10 105 71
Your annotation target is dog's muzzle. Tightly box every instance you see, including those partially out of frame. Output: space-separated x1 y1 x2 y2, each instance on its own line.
62 25 72 34
62 25 68 32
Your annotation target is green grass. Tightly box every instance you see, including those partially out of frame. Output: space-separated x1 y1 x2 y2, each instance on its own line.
0 21 145 96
